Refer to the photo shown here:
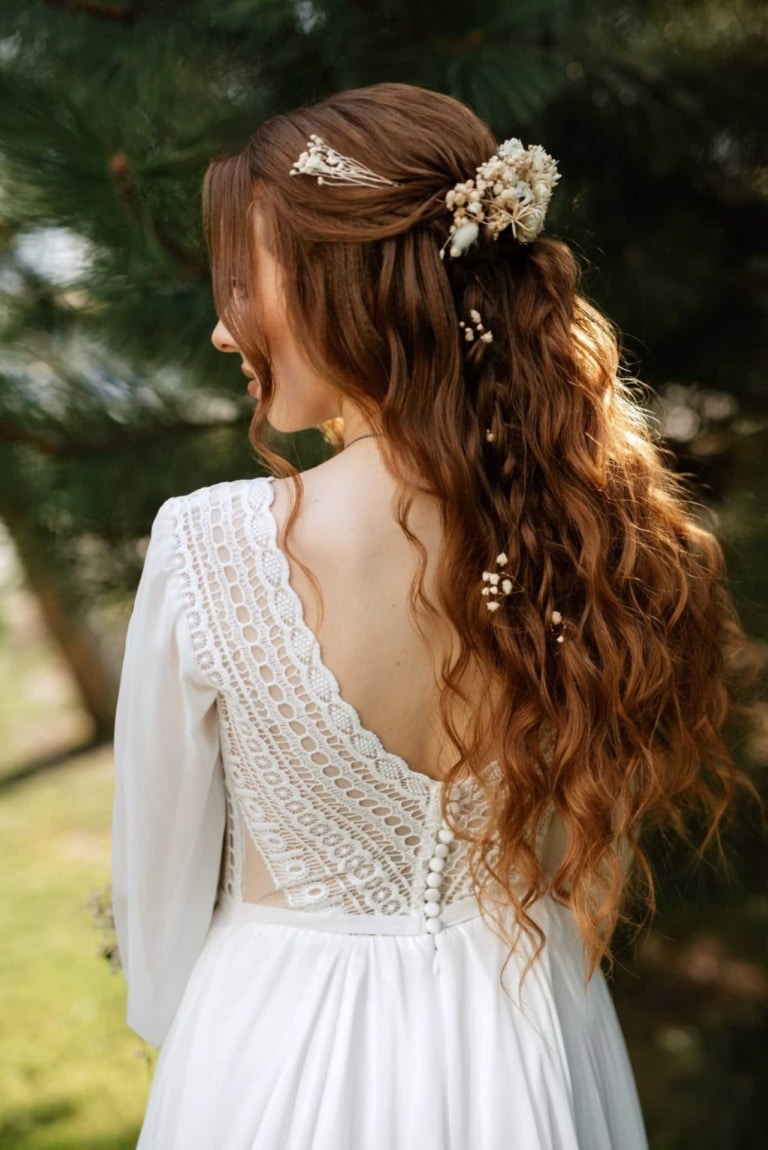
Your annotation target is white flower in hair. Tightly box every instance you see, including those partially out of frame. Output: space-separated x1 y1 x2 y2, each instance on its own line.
481 551 522 613
459 307 494 344
441 138 560 259
289 134 397 188
480 551 565 640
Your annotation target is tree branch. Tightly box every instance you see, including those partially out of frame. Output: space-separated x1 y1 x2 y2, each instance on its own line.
108 150 208 278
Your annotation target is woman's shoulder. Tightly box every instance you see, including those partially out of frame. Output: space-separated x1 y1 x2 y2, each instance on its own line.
155 476 274 527
143 478 275 580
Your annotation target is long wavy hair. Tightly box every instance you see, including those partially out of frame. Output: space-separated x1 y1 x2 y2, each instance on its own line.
202 82 765 989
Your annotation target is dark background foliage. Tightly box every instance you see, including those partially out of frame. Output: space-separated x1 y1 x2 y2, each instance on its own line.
0 1 766 1144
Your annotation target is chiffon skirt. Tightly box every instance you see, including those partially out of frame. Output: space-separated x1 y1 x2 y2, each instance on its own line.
135 890 649 1149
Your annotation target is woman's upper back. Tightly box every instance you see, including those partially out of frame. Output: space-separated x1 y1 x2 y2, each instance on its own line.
267 453 500 786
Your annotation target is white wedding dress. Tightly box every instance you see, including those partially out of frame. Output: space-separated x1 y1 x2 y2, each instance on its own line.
111 475 649 1149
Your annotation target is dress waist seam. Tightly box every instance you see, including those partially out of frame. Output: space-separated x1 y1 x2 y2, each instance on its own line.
212 891 483 935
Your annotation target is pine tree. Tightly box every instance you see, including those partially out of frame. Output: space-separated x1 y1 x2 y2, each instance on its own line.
0 0 765 730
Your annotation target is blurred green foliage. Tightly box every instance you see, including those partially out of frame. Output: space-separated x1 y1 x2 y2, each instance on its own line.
0 0 765 573
0 746 152 1149
0 1 766 1145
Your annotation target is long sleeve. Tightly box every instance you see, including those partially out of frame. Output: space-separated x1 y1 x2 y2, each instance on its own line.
111 497 226 1049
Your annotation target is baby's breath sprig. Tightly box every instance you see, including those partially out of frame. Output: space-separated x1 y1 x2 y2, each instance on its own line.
459 308 494 344
289 134 398 188
481 555 568 642
481 551 522 612
549 609 566 644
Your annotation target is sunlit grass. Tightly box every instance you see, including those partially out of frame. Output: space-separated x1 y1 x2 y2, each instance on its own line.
0 528 92 782
0 747 153 1149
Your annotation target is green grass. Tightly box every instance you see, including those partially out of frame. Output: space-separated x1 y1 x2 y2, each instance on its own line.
0 747 153 1150
0 539 92 783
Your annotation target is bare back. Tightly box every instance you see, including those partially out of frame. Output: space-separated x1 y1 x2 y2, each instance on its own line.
269 454 499 785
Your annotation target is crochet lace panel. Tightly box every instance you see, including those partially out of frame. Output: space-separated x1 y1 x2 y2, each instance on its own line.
170 477 546 916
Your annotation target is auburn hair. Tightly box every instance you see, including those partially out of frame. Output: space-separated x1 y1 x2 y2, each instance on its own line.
202 82 765 990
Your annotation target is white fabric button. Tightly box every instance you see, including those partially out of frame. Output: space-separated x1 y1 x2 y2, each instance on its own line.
437 826 455 843
425 917 443 934
433 843 450 859
426 872 443 888
424 901 442 918
428 856 445 873
424 888 442 902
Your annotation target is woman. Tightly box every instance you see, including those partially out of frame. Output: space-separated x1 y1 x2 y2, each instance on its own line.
111 82 761 1148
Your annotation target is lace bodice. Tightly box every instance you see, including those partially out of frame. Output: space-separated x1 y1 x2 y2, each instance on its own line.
172 476 518 915
110 475 607 1045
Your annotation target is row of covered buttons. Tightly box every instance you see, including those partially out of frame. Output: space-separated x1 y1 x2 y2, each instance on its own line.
423 796 462 934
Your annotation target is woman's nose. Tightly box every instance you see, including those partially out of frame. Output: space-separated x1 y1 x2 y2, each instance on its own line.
211 318 238 353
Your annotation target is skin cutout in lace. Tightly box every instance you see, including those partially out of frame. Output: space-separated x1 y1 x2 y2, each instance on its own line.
171 478 492 914
171 478 552 916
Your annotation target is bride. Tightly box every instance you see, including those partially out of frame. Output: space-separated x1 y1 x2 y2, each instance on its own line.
111 81 761 1149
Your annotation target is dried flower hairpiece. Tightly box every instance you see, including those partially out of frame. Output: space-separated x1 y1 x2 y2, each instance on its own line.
441 138 560 260
289 134 397 188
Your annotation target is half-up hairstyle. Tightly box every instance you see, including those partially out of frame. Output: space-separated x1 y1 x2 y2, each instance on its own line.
202 81 765 993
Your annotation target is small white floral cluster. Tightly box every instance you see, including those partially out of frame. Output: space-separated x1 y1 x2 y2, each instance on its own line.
289 134 397 188
481 551 517 612
481 553 567 641
442 138 560 259
460 308 494 344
